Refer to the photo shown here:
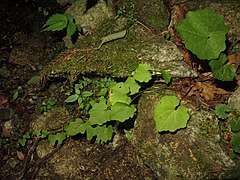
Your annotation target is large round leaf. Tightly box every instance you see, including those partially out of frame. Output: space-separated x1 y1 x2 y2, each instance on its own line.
176 8 229 60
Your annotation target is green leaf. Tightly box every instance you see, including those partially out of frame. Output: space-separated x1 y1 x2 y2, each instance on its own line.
133 64 152 83
41 130 50 138
48 134 57 146
27 75 40 85
209 54 236 81
161 70 172 84
13 90 19 101
214 103 231 119
81 91 93 97
109 83 131 105
110 102 136 122
65 118 85 136
125 77 141 95
65 94 79 103
230 120 240 132
176 8 229 60
230 133 240 153
23 132 30 139
89 101 111 125
95 125 114 143
99 30 127 48
55 132 67 145
32 129 41 137
42 14 68 31
67 20 77 38
18 138 27 146
154 96 189 132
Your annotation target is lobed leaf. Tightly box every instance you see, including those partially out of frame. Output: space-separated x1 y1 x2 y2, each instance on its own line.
214 103 230 119
209 54 236 81
154 96 189 132
176 8 229 60
133 64 151 83
110 102 136 122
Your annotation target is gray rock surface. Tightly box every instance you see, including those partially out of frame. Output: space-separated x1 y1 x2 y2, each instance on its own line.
130 89 235 179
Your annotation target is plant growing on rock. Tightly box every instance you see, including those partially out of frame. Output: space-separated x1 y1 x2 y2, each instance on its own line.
177 8 236 81
42 13 81 38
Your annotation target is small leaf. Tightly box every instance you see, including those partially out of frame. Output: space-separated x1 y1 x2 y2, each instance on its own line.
110 102 136 122
18 138 27 146
110 83 131 105
32 129 41 137
27 76 40 85
161 70 172 84
67 20 77 38
13 90 19 101
133 64 152 83
55 132 67 145
230 120 240 132
154 96 189 132
48 134 57 146
41 130 50 138
230 133 240 153
215 103 231 119
209 54 236 81
17 151 25 161
81 91 93 97
125 77 140 95
99 30 127 48
65 94 79 103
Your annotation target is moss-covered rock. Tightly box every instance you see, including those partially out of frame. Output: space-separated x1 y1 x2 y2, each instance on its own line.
130 87 235 179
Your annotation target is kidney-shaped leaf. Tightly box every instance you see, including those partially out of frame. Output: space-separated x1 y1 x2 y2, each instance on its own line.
154 96 189 132
176 8 229 60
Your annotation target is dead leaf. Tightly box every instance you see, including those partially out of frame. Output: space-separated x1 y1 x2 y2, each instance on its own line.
2 127 11 138
17 151 25 161
228 54 240 69
189 82 228 101
0 95 9 107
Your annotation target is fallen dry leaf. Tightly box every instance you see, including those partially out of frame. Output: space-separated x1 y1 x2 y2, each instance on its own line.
2 127 11 138
0 95 9 107
17 151 25 161
189 82 228 101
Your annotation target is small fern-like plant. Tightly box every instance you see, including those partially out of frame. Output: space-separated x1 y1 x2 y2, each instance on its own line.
42 13 81 38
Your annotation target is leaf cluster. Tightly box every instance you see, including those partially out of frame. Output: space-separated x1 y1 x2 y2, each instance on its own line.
42 13 81 38
177 8 236 81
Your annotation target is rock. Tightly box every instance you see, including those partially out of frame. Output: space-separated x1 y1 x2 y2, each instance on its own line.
8 32 45 67
0 107 14 122
30 108 72 131
0 66 10 78
130 88 235 179
228 87 240 115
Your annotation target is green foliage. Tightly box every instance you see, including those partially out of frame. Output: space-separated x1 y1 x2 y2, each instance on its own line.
42 13 81 38
117 1 137 25
40 97 57 112
154 96 189 132
230 119 240 132
18 132 30 146
176 8 229 60
209 53 236 81
214 103 231 119
12 86 22 102
133 64 152 82
19 64 185 145
177 8 236 81
230 133 240 153
160 69 172 84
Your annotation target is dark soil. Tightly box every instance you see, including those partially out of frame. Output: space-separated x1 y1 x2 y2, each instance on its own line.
0 0 157 179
